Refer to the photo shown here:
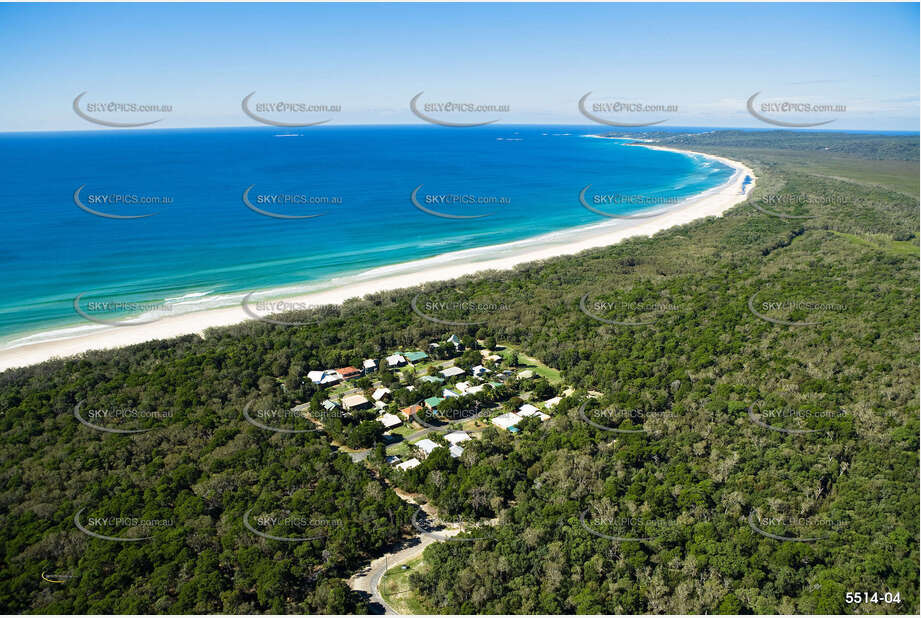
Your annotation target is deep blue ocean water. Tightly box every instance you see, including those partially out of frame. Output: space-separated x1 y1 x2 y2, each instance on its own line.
0 125 732 347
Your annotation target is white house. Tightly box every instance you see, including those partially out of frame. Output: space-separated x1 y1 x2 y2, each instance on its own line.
377 413 402 429
454 381 472 394
397 458 421 470
471 365 490 377
307 370 342 386
447 334 463 349
492 412 523 430
414 438 441 458
519 403 540 415
341 394 371 411
372 387 391 401
363 359 378 372
449 445 464 458
444 431 471 445
518 405 550 421
442 388 460 399
466 384 486 395
386 354 407 368
543 396 562 409
440 366 465 379
517 369 535 379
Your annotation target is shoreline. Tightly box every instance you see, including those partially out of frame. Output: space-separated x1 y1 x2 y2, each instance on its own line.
0 145 755 372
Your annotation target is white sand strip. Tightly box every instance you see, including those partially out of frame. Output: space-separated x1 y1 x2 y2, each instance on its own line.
0 146 755 372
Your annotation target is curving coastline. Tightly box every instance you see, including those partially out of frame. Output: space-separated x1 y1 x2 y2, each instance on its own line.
0 146 755 372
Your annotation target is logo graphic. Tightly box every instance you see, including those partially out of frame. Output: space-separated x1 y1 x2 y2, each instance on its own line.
578 402 647 434
72 92 164 128
73 400 155 435
241 92 332 127
746 92 836 128
578 92 669 127
73 185 158 220
242 399 319 434
242 185 325 219
409 92 500 127
74 508 153 542
242 507 328 542
579 185 674 219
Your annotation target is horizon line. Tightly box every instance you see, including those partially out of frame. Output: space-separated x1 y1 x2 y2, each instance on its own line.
2 123 919 136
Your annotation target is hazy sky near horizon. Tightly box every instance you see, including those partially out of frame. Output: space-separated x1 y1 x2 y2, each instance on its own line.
1 2 918 132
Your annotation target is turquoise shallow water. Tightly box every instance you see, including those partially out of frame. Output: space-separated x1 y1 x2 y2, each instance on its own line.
0 125 732 347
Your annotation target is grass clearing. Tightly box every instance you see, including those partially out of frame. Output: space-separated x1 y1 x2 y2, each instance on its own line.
379 556 430 615
832 231 919 257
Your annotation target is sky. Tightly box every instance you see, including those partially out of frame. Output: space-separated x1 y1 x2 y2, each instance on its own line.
0 2 918 132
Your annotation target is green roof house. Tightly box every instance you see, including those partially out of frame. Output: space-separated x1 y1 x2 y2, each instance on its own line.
424 396 444 410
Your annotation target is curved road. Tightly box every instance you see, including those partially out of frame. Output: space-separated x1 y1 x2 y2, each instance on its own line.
348 528 460 614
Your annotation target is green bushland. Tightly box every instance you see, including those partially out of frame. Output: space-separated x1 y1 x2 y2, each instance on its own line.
0 131 917 614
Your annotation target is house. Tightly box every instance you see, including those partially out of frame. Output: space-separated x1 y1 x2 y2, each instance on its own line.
424 396 444 410
518 404 550 421
420 375 445 384
519 403 540 416
405 351 429 363
449 445 464 458
492 412 523 430
377 413 402 429
414 438 440 458
321 399 340 412
466 384 486 395
307 370 342 386
337 366 362 380
397 458 421 470
341 394 371 411
444 431 471 445
488 381 503 389
372 387 391 401
386 354 407 368
363 359 378 373
471 365 490 377
486 354 502 363
543 396 562 409
385 455 401 465
400 403 424 419
374 401 386 410
517 369 535 380
454 381 472 394
442 388 460 399
440 366 465 379
447 334 463 350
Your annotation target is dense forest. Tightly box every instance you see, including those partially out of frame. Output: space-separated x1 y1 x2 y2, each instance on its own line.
0 131 917 614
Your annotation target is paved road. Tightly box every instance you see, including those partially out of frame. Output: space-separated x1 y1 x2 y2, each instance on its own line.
348 527 460 614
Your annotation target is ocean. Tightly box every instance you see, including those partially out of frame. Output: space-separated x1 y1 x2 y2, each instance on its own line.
0 125 733 348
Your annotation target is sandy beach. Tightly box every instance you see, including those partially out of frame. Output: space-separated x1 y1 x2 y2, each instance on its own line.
0 145 755 372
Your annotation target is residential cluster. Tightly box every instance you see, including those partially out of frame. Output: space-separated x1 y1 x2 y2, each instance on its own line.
296 334 570 469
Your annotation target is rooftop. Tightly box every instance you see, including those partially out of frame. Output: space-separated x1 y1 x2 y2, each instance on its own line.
397 458 421 470
414 438 440 455
341 394 370 408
